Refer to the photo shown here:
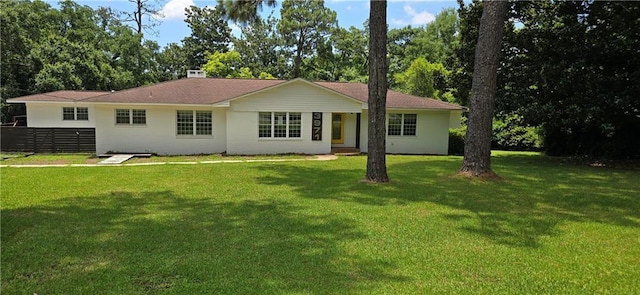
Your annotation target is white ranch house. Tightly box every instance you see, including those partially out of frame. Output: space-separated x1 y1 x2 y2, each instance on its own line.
8 75 463 155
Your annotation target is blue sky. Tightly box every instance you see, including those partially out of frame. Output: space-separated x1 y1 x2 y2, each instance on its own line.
54 0 459 47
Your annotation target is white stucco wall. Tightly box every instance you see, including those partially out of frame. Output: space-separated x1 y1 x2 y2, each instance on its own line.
95 104 226 155
387 111 451 155
225 81 363 155
226 111 331 155
360 110 453 155
25 103 96 128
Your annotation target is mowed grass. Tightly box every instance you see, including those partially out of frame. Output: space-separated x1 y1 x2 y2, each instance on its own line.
1 152 639 294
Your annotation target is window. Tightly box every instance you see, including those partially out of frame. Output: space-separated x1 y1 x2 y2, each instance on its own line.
132 109 146 124
258 112 272 138
63 107 88 121
258 112 302 139
388 114 402 136
388 114 417 136
76 107 89 120
274 112 287 138
63 107 75 121
116 109 130 124
177 110 193 135
177 110 212 136
289 113 301 138
116 109 146 125
195 111 212 135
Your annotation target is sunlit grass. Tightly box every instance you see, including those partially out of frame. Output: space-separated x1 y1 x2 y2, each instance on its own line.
2 153 639 294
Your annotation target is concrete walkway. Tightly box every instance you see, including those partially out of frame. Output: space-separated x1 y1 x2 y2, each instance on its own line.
99 154 134 164
0 154 338 168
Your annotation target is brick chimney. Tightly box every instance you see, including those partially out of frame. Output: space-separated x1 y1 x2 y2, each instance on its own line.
187 70 206 78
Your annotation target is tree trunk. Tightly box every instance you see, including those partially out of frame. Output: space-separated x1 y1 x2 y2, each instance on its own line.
365 0 389 183
459 1 507 177
293 34 303 78
135 0 143 35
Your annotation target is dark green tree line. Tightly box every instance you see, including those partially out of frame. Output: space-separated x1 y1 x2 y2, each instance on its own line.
455 0 640 158
0 0 162 121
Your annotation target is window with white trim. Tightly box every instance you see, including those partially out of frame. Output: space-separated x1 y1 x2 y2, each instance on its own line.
258 112 302 138
116 109 146 125
62 107 89 121
132 109 146 124
177 110 212 136
77 108 88 120
388 114 417 136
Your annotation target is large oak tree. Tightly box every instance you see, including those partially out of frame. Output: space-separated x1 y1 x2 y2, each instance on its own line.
459 1 508 177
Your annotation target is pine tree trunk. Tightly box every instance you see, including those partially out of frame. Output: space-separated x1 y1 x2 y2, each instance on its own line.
365 0 389 183
459 1 507 177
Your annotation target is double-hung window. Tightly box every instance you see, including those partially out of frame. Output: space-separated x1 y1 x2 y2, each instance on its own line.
258 112 302 139
388 114 417 136
116 109 146 125
177 110 212 136
62 107 89 121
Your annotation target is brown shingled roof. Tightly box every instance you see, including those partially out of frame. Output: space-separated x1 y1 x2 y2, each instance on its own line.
315 81 462 110
83 78 286 104
7 90 109 102
8 78 463 110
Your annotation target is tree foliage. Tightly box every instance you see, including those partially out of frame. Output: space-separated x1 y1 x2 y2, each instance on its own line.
330 26 369 82
387 8 459 90
202 51 258 78
232 14 286 79
182 5 231 70
0 0 164 122
456 0 640 158
277 0 338 78
218 0 277 24
504 1 640 158
394 58 451 101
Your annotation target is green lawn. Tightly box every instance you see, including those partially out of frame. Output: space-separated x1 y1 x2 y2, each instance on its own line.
2 152 639 294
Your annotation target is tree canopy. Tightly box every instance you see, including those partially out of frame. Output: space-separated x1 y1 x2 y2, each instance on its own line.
455 0 640 158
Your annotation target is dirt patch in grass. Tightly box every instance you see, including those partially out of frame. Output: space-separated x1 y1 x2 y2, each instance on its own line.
457 170 503 181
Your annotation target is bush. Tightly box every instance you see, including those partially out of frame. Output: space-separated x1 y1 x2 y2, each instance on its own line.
448 114 542 155
448 126 466 155
492 114 542 151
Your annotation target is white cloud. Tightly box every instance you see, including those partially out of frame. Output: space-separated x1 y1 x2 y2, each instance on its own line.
403 4 436 25
158 0 195 20
392 4 436 26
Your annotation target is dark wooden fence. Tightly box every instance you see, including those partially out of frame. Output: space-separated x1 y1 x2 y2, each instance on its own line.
1 127 96 153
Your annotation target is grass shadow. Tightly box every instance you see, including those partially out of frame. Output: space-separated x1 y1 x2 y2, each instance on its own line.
1 191 408 293
254 155 639 248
